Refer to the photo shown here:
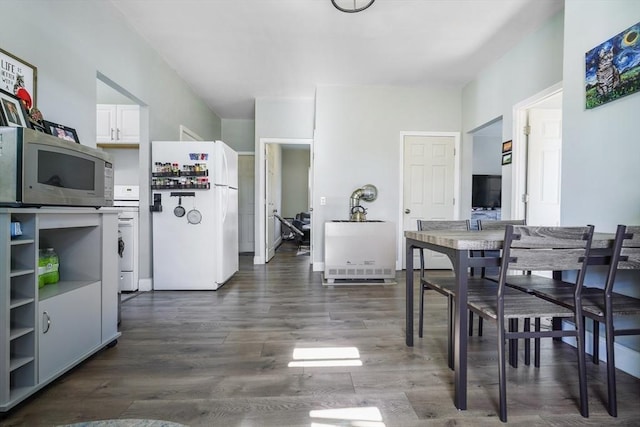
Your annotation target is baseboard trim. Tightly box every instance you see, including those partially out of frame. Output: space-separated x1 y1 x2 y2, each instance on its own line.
138 278 152 292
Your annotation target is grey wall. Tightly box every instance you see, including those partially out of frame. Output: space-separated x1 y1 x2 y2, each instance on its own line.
472 135 502 175
313 85 461 266
462 11 565 220
254 98 315 263
282 149 311 218
222 119 255 152
561 0 640 230
561 0 640 373
462 0 640 375
1 0 223 285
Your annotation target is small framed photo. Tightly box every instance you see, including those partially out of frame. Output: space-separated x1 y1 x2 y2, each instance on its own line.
502 140 512 153
502 152 512 165
28 119 48 134
43 120 80 144
0 88 29 127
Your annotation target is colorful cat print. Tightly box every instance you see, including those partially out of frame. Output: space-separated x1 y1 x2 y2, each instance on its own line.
596 46 621 95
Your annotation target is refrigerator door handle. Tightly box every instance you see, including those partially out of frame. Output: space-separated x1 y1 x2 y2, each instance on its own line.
222 145 229 185
221 185 229 222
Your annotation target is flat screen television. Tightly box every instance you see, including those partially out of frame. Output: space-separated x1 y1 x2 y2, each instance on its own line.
472 174 501 209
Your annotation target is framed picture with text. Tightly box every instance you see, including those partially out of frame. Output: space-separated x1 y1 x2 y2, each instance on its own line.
0 48 37 111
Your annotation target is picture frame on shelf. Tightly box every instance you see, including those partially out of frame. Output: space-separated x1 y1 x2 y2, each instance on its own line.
502 152 512 165
502 140 512 153
29 119 48 134
43 120 80 144
0 48 37 111
0 88 30 127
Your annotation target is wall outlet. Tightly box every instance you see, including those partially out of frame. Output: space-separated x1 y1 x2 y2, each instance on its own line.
320 197 326 205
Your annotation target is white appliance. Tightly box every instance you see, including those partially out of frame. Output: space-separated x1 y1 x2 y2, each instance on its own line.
324 221 396 283
151 140 238 290
102 185 140 292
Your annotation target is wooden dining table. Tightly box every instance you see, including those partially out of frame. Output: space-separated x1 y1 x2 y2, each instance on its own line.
404 228 615 411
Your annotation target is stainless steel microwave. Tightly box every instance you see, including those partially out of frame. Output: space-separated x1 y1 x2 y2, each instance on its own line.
0 127 114 207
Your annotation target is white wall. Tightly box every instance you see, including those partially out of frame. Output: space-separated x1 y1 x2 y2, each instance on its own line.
0 0 222 284
313 85 461 268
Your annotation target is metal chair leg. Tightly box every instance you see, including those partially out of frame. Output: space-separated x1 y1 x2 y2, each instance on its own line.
575 315 589 418
447 295 454 370
524 318 531 366
498 319 508 422
605 317 618 417
592 319 600 364
418 285 425 338
509 319 518 368
534 318 541 368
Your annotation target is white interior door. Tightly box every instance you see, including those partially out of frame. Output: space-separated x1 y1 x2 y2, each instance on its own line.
238 155 255 253
402 134 456 269
526 108 562 226
265 144 277 262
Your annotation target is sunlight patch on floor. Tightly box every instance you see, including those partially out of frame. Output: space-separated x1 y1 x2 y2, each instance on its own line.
310 406 385 427
288 346 363 367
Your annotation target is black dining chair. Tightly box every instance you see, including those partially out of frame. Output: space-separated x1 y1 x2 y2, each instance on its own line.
478 219 528 366
467 225 594 422
524 224 640 417
477 219 526 278
416 219 496 369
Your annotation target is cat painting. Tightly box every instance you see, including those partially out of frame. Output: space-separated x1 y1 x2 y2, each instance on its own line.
595 46 621 95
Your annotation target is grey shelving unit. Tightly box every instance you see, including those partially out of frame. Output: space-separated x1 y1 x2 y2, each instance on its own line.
0 209 120 412
0 212 37 408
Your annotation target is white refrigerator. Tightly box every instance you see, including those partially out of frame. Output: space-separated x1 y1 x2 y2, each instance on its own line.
151 140 238 290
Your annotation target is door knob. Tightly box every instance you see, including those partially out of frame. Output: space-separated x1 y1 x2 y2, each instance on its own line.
404 209 411 214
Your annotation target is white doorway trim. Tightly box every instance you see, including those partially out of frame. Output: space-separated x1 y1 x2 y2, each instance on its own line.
398 131 461 270
512 82 563 220
179 125 203 141
255 137 313 265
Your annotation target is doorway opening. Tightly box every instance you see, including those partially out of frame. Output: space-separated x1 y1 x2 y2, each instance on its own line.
96 72 151 291
512 83 563 225
470 119 504 227
255 138 313 265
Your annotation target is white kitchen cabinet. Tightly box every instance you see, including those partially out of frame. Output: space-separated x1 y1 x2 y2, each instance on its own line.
96 104 140 144
0 209 120 412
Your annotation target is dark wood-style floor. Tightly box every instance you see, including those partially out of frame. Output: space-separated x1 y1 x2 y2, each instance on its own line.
2 241 639 426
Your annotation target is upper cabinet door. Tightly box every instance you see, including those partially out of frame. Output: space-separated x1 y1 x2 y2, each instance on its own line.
116 105 140 143
96 104 140 144
96 104 117 143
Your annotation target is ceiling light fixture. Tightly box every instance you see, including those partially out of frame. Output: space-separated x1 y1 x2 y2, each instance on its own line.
331 0 376 13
